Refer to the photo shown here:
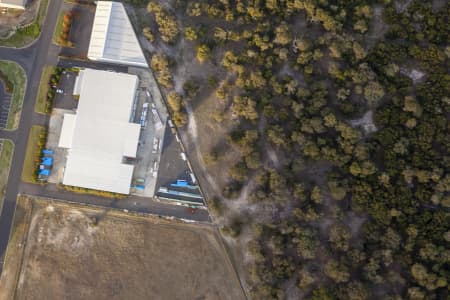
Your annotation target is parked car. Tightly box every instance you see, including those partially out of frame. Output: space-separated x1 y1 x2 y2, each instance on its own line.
56 89 64 94
145 89 153 100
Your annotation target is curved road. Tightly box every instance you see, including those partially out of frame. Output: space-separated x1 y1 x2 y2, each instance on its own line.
0 45 35 73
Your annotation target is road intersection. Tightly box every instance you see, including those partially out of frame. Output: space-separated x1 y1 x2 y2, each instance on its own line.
0 0 64 269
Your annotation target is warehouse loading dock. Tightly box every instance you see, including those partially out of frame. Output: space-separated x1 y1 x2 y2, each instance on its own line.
127 68 167 198
46 66 171 200
38 0 206 206
41 67 205 206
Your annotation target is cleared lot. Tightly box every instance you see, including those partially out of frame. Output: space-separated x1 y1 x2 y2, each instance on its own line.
0 196 245 300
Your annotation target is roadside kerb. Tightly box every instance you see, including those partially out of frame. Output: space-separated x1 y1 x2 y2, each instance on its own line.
20 193 213 225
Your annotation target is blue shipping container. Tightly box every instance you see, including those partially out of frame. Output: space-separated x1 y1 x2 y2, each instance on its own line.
38 169 50 176
41 157 53 166
42 149 54 155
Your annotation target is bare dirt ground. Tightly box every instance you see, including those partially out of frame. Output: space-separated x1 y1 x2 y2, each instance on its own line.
0 195 245 300
0 0 40 37
365 5 389 50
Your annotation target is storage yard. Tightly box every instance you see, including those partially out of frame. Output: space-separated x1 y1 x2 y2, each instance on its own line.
41 64 204 205
0 196 245 300
35 0 206 206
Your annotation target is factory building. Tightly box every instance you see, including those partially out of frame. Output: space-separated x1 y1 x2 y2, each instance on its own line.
58 68 140 194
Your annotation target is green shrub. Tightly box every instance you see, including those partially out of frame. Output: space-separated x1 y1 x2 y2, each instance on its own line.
17 23 40 38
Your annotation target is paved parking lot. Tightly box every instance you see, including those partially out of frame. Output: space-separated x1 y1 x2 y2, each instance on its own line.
155 125 191 188
53 70 78 110
154 124 204 206
0 82 11 129
60 4 95 58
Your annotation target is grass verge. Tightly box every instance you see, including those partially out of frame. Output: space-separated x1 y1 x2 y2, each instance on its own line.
35 65 55 114
35 0 50 24
21 126 45 183
0 139 14 209
0 195 33 300
60 184 126 199
52 10 65 45
0 0 50 48
52 10 73 47
0 61 26 130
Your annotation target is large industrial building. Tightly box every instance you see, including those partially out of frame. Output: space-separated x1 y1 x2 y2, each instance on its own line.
58 69 140 194
87 1 148 68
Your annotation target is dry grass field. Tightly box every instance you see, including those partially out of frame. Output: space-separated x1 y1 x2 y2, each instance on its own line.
0 196 245 300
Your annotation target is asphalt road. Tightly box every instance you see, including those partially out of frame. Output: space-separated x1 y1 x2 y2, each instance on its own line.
0 45 35 72
58 57 128 73
0 0 64 268
156 123 193 189
20 183 210 221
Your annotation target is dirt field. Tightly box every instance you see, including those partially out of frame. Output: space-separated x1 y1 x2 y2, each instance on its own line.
0 196 245 300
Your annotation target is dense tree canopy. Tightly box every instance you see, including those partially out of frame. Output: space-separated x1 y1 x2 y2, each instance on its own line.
144 0 450 299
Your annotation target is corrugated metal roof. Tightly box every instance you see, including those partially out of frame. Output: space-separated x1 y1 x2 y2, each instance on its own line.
0 0 27 9
59 69 140 194
88 1 148 68
59 114 76 149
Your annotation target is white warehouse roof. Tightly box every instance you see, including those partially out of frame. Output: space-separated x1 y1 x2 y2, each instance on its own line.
58 114 76 149
0 0 27 9
59 69 140 194
88 1 148 68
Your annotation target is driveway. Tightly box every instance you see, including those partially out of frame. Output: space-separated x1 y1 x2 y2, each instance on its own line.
19 182 210 222
53 70 77 110
58 57 128 73
0 41 40 73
